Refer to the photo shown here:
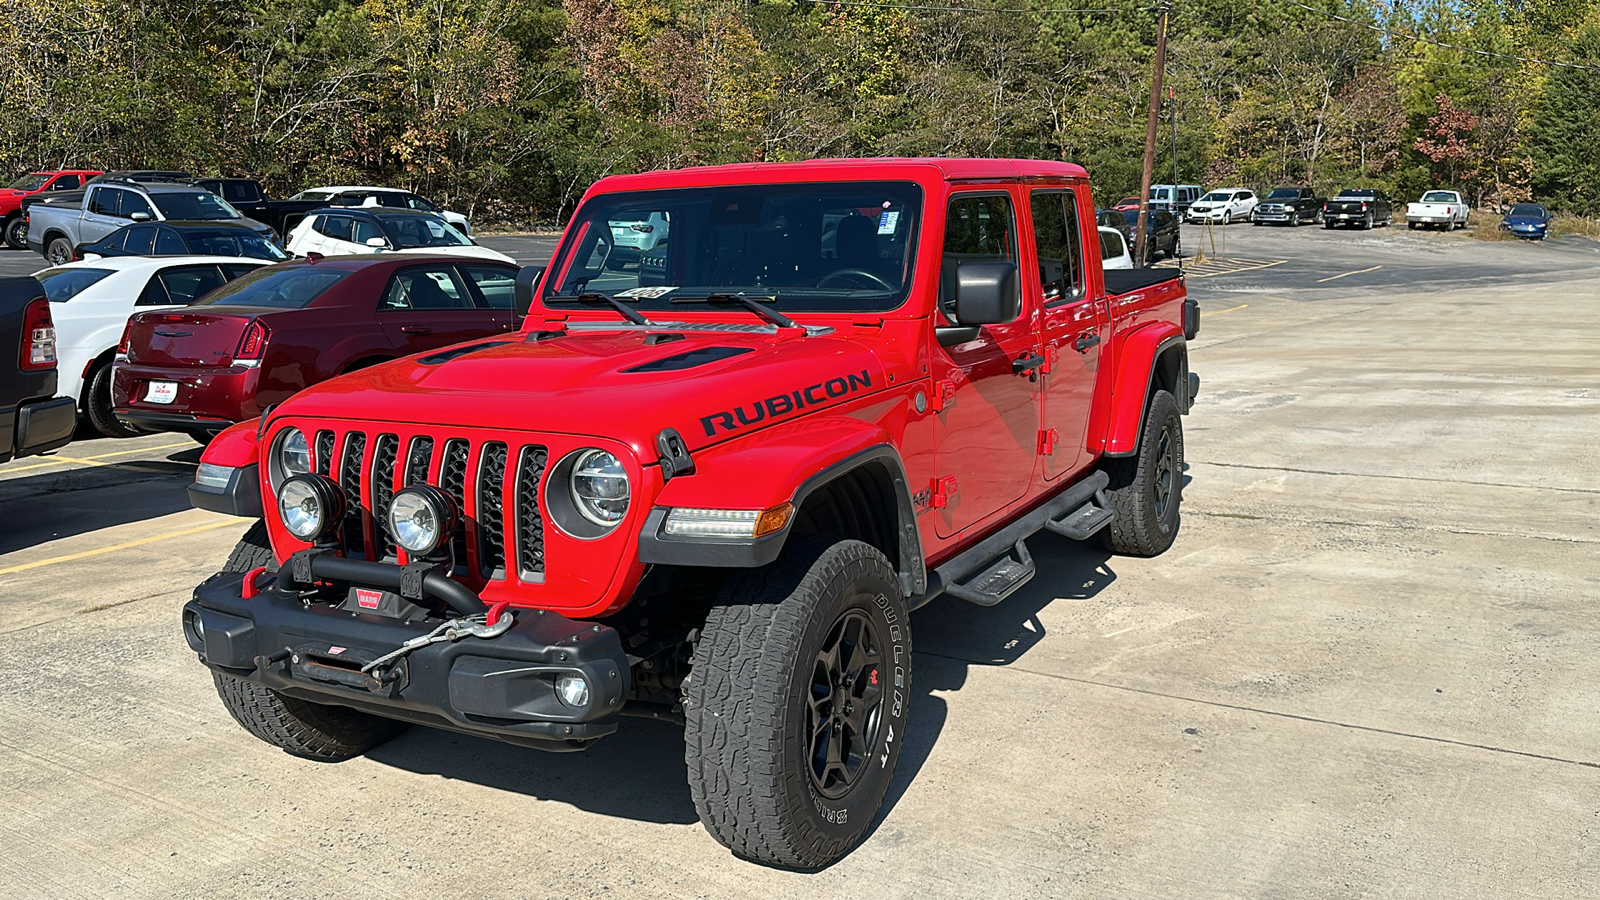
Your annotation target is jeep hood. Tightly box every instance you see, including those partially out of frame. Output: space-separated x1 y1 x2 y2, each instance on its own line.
274 327 891 456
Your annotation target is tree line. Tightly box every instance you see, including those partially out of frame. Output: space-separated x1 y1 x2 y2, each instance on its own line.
2 0 1597 225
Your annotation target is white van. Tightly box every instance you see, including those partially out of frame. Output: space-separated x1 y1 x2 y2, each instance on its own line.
1149 184 1203 214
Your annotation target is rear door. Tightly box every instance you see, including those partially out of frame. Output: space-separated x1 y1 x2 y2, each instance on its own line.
459 263 521 331
376 264 498 354
930 189 1042 539
1031 187 1103 480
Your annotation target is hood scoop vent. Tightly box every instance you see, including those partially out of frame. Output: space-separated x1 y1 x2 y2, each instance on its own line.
419 340 512 365
623 346 753 373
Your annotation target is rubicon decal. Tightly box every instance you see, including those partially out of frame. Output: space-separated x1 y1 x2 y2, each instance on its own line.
700 370 873 437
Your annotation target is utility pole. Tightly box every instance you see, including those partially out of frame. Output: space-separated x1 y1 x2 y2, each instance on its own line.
1135 0 1173 267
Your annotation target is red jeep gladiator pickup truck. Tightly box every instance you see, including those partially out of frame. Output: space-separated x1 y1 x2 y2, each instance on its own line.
181 158 1199 867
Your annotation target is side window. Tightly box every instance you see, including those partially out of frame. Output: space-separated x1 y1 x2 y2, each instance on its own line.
157 266 228 305
1100 229 1126 260
121 191 154 220
122 225 157 255
940 193 1017 319
322 216 354 242
88 187 118 216
135 274 172 306
221 263 262 279
461 265 516 309
1239 191 1254 201
1028 190 1083 306
153 227 187 254
55 175 81 190
381 268 472 311
350 217 384 246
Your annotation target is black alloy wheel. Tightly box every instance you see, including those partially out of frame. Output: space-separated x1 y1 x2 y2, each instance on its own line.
1151 420 1178 522
4 217 26 250
46 237 73 266
806 609 887 800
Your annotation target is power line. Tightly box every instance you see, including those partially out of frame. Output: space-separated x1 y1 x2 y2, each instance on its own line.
802 0 1132 14
1280 0 1600 73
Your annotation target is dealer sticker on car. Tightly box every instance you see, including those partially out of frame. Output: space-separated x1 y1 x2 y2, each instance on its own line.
146 381 178 404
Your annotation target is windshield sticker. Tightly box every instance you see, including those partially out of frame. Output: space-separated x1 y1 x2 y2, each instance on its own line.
877 210 900 235
616 286 678 299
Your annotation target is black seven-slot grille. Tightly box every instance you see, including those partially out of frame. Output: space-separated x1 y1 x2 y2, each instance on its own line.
308 429 548 582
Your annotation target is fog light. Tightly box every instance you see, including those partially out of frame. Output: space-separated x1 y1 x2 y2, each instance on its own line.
278 474 345 542
387 484 457 556
555 673 590 708
184 609 206 651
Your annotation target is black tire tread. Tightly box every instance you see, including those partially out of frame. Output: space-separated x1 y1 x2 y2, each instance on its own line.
212 671 405 761
685 536 903 868
85 364 141 438
1100 389 1183 557
223 520 277 573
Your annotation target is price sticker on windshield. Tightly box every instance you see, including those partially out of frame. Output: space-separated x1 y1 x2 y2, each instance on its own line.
877 210 900 235
615 286 677 299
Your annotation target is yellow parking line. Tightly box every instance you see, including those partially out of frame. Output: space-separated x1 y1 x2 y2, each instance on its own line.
1185 260 1286 279
1317 265 1382 283
0 519 240 576
3 441 193 474
1201 303 1248 317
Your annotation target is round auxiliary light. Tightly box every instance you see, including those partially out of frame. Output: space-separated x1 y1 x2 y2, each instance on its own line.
569 449 630 528
555 673 591 708
278 474 345 542
386 484 458 557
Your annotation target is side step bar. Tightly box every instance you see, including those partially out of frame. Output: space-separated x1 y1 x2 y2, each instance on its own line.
911 470 1112 610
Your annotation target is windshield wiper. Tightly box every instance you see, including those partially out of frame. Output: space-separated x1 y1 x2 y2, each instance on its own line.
549 290 651 325
671 292 801 330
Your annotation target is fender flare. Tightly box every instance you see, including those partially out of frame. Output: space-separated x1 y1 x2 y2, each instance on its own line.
188 421 262 518
1104 325 1187 457
637 429 926 597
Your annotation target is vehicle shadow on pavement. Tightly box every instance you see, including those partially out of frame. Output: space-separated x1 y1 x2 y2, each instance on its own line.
365 716 698 824
868 531 1117 845
0 454 200 554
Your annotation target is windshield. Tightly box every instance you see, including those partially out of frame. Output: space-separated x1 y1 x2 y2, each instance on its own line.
36 267 115 302
186 229 289 260
543 181 921 314
1266 189 1300 200
152 191 243 221
380 215 471 248
1199 192 1232 202
1508 204 1547 217
9 174 50 191
190 266 349 309
1421 191 1457 203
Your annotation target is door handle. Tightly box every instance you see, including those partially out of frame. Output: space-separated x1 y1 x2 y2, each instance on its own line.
1074 333 1101 353
400 325 432 335
1013 353 1046 376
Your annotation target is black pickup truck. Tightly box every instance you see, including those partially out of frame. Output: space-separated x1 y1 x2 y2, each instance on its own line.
189 178 323 237
1 276 75 464
1252 186 1325 226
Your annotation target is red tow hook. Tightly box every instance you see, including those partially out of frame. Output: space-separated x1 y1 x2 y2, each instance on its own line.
241 566 270 599
485 599 512 628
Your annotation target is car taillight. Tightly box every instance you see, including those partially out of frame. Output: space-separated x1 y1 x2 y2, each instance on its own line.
1361 202 1369 210
20 298 57 371
236 319 269 361
630 223 654 233
117 322 132 355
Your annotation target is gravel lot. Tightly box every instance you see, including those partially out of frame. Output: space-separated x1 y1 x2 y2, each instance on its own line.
2 227 1597 897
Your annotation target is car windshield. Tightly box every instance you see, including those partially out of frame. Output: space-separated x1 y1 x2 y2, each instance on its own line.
1421 191 1457 203
1266 189 1300 200
185 229 289 260
152 191 243 220
35 267 115 302
1200 192 1232 202
1508 204 1547 217
9 174 51 191
189 266 350 309
380 214 472 248
542 181 921 313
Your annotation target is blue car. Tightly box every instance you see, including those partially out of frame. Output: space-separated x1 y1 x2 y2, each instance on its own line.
1500 203 1552 240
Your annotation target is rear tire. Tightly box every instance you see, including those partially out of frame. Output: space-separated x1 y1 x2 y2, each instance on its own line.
1099 389 1183 557
46 236 73 266
85 364 143 438
685 536 911 869
4 216 25 250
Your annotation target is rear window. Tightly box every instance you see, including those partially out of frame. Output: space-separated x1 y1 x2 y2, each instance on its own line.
190 266 350 309
1421 191 1457 203
36 267 115 302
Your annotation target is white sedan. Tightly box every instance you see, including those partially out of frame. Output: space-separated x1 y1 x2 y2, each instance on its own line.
284 209 515 265
1184 188 1259 224
290 185 472 233
33 256 271 437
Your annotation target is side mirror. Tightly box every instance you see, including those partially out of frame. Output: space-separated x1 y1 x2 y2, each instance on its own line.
514 265 546 313
365 236 388 249
953 261 1020 326
129 211 151 222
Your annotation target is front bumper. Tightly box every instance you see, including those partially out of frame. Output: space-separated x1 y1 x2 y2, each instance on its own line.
186 568 632 749
1253 207 1295 223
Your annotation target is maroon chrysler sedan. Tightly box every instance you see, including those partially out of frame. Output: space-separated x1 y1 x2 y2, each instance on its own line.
112 254 521 442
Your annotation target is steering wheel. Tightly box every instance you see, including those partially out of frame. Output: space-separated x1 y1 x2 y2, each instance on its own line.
818 267 894 291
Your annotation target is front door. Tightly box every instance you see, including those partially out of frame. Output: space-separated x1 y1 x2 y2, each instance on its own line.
931 190 1041 539
377 264 498 354
1030 187 1103 482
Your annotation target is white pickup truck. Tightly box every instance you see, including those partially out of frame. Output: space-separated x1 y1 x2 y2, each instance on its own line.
1405 190 1470 230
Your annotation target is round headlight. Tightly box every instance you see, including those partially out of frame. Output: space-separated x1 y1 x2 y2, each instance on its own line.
569 449 630 527
272 427 311 489
278 474 344 542
387 485 458 556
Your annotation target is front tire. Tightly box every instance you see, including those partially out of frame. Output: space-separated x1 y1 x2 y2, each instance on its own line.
685 536 911 869
4 216 26 250
85 364 144 438
1099 389 1184 557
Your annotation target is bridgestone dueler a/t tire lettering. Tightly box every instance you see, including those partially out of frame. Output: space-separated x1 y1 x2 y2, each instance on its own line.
685 536 911 869
1099 389 1184 557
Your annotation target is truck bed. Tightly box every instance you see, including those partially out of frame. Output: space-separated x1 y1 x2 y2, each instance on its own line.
1104 266 1184 295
